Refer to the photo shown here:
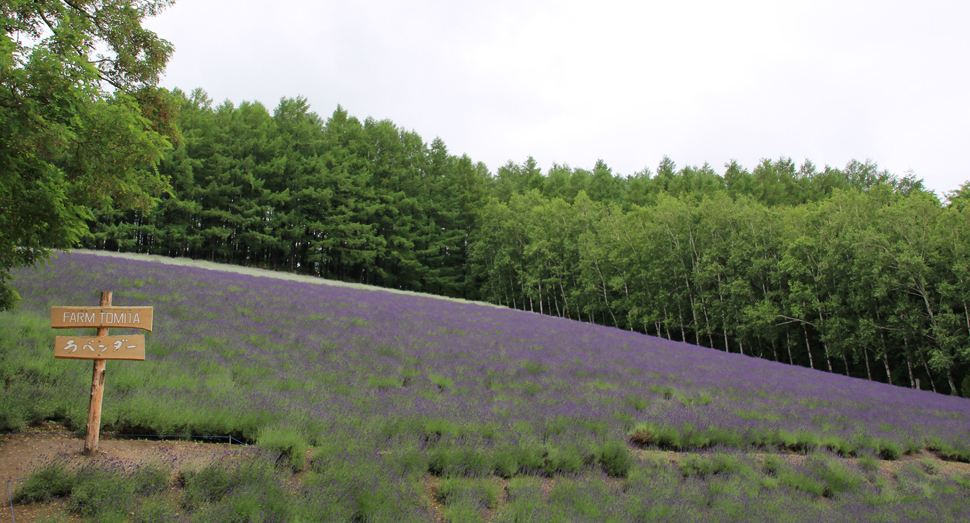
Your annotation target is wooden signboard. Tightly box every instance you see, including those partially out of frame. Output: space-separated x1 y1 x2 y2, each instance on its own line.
51 306 153 331
51 292 153 455
54 335 146 361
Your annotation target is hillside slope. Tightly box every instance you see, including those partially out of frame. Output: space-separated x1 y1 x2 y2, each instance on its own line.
3 251 970 522
6 250 968 453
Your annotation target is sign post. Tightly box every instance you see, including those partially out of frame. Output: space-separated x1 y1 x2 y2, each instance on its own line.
51 291 153 455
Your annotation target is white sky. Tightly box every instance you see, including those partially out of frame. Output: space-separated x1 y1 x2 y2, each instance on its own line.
144 0 970 195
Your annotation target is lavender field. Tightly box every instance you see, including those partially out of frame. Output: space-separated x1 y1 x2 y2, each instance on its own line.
4 251 970 522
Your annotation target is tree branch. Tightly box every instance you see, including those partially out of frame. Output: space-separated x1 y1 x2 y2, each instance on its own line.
774 314 815 327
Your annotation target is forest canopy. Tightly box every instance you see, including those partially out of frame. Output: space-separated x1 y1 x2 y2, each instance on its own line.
76 89 970 397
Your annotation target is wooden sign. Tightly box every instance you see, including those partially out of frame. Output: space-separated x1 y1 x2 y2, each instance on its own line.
51 306 153 331
50 292 153 455
54 335 146 361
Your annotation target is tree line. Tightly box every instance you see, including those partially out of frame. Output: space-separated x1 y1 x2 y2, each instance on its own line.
84 89 970 395
474 186 969 396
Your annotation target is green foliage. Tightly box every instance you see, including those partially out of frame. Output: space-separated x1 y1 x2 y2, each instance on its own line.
539 444 587 476
68 464 166 519
256 422 309 471
878 439 904 460
0 0 179 311
301 446 430 522
927 437 970 463
629 422 754 451
495 477 552 523
511 444 546 475
470 165 967 395
520 359 547 376
777 466 827 497
678 453 751 479
956 474 970 491
492 446 519 479
12 459 76 504
0 310 86 430
131 497 179 523
808 454 863 498
86 94 491 301
428 446 493 478
856 450 880 472
188 485 292 523
442 500 487 523
596 440 632 478
13 457 168 521
437 477 502 509
547 476 622 522
921 458 941 475
428 372 456 391
179 452 284 513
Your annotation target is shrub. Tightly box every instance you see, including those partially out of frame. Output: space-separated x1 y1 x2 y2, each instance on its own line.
778 467 826 497
68 466 133 519
451 447 494 477
443 500 487 523
921 458 941 475
437 477 502 509
179 451 282 512
810 454 862 498
495 477 550 523
132 497 179 523
391 447 429 477
856 450 880 472
257 422 309 471
540 445 586 476
956 474 970 491
877 439 903 460
761 454 784 475
12 458 76 504
547 480 598 520
0 385 28 432
596 440 632 478
493 446 519 479
511 444 545 475
929 440 970 463
679 453 747 479
298 462 430 523
189 485 291 523
623 395 650 412
629 422 684 450
15 457 170 521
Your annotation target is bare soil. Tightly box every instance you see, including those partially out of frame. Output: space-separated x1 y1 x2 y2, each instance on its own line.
1 422 250 523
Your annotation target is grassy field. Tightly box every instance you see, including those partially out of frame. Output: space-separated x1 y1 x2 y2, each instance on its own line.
3 251 970 522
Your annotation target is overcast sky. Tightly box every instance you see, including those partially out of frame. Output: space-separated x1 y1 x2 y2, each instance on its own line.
144 0 970 196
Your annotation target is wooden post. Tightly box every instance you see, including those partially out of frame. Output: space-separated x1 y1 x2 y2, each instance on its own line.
51 292 151 455
83 291 111 455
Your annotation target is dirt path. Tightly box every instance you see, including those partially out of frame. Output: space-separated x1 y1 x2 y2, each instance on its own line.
1 423 249 523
